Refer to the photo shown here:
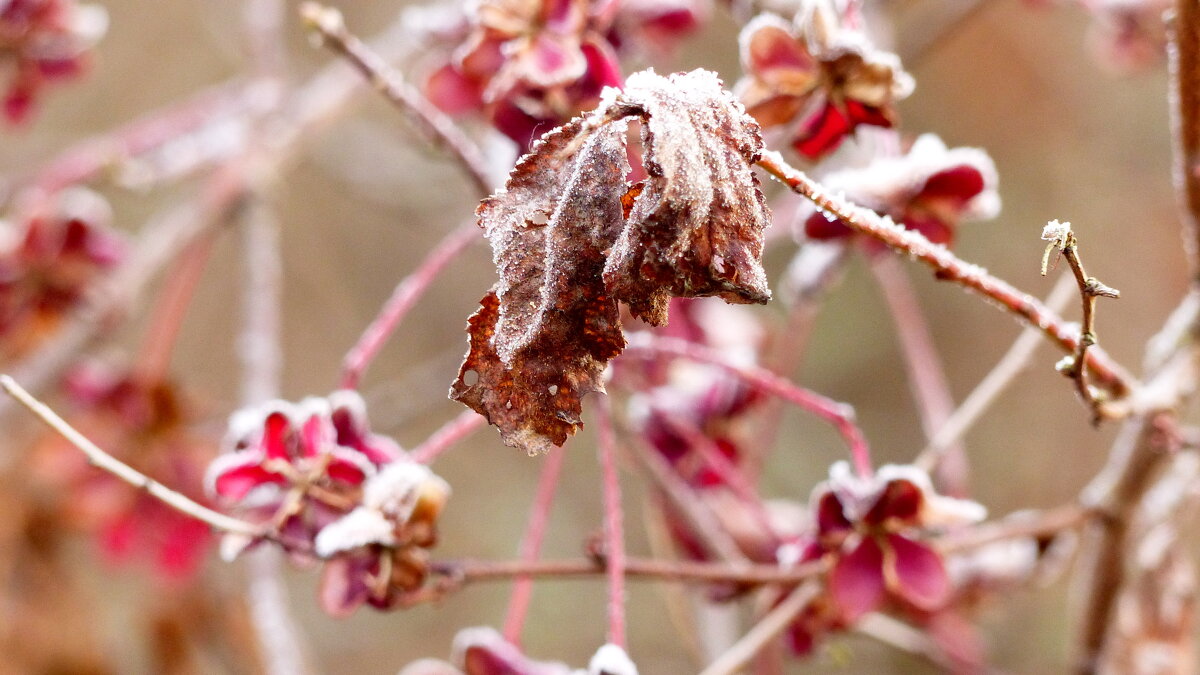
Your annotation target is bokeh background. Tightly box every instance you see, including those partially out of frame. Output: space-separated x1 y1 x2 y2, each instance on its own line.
0 0 1186 672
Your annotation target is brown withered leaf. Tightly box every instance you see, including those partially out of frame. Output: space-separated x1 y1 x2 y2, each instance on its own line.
451 69 772 454
603 70 772 325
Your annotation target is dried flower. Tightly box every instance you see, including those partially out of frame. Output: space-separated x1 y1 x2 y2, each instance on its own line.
0 0 108 122
804 134 999 246
735 6 913 160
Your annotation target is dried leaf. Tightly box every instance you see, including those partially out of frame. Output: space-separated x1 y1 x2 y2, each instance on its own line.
451 69 771 454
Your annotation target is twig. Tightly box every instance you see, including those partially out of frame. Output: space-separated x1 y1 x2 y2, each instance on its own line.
299 2 493 197
697 583 820 675
623 332 873 479
870 254 966 492
1041 221 1121 423
431 556 826 586
1075 413 1179 674
1168 0 1200 278
409 410 487 464
340 223 480 389
937 502 1094 554
916 275 1077 470
595 396 628 648
756 150 1138 399
0 375 261 538
136 232 218 383
503 445 567 646
855 613 955 671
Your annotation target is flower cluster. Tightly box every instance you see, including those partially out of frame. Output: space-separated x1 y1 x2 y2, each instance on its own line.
29 361 214 584
205 390 451 615
0 188 125 358
625 299 786 567
803 134 1000 247
420 0 705 151
0 0 108 122
781 462 986 654
735 5 913 160
398 627 638 675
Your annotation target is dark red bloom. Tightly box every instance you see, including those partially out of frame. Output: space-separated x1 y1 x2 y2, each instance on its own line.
735 9 913 160
0 0 107 123
803 134 1000 247
783 462 986 652
30 362 214 584
0 188 124 357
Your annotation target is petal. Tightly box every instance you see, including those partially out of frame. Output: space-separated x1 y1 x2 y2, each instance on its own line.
205 449 285 501
317 555 374 618
425 64 485 116
792 103 851 160
325 445 375 486
260 410 292 460
740 15 817 93
829 537 885 623
814 489 852 536
804 210 852 240
863 477 923 527
883 533 951 610
920 165 986 204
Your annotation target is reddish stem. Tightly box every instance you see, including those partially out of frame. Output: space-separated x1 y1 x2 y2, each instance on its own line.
757 151 1137 398
410 410 487 464
340 223 479 389
135 232 217 383
502 445 567 646
623 333 873 479
595 396 628 648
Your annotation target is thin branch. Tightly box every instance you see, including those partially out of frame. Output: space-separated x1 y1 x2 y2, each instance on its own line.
136 232 218 383
409 410 487 464
756 150 1138 398
870 254 966 491
623 332 873 479
697 583 820 675
1042 223 1121 423
595 396 628 648
0 375 262 537
431 556 827 586
340 223 480 389
299 2 493 197
916 275 1077 470
503 445 567 646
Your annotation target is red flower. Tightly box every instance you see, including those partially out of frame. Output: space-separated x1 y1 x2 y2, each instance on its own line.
205 390 398 556
803 133 1000 247
735 8 913 160
784 462 985 651
0 0 107 122
30 362 214 584
0 188 124 357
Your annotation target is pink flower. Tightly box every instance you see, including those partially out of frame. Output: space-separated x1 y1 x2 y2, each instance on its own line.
803 134 999 247
204 390 397 554
0 0 107 122
0 188 124 357
735 8 913 160
786 462 985 650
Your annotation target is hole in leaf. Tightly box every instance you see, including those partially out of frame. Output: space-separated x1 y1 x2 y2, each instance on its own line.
526 210 550 227
548 384 559 395
462 369 479 386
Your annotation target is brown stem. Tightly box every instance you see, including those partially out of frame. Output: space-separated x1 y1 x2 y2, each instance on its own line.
299 3 493 197
757 151 1137 398
1169 0 1200 278
431 556 827 586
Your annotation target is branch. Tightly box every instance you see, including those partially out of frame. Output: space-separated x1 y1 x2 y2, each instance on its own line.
0 375 262 538
697 583 820 675
756 150 1138 399
1169 0 1200 278
409 410 487 464
299 2 493 197
431 557 827 586
1041 221 1121 423
623 332 874 478
340 223 480 389
595 396 629 648
503 445 567 645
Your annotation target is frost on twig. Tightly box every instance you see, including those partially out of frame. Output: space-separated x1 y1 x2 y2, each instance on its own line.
451 69 772 455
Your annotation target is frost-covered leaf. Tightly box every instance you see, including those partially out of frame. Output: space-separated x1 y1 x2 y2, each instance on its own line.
451 69 771 454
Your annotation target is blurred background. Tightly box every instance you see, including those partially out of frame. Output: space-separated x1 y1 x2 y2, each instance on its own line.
0 0 1186 672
